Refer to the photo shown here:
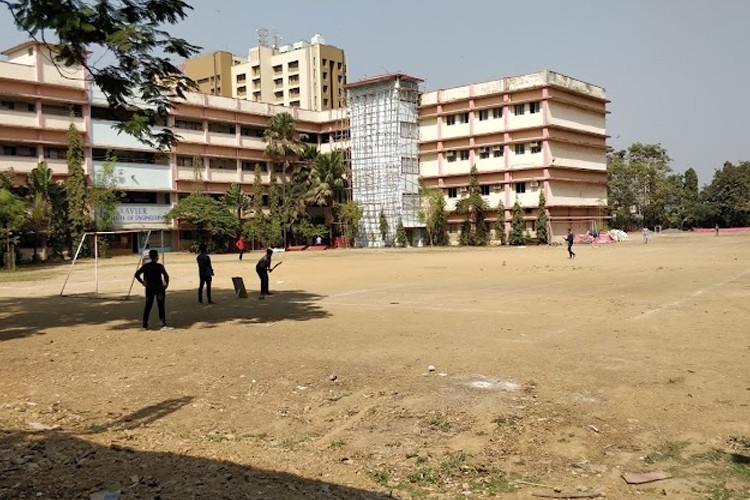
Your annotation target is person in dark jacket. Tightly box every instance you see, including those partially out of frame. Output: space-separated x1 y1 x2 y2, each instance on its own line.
196 243 214 304
565 229 576 259
256 248 274 298
134 249 170 329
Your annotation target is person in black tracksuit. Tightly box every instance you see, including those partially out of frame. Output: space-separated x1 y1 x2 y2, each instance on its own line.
256 248 274 298
197 243 214 304
565 229 576 259
135 249 170 329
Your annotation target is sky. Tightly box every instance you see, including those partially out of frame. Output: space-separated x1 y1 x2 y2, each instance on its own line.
1 0 748 185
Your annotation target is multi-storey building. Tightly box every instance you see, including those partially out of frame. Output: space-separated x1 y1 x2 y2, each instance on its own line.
0 40 346 255
181 51 245 97
347 74 422 247
419 71 608 241
183 35 347 111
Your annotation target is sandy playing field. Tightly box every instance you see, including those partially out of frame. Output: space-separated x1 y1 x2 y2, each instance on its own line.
1 232 748 499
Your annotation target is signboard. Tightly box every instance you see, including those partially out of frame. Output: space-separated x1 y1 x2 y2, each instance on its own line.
114 205 171 228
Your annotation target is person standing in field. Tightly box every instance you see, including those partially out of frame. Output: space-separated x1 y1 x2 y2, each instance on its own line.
565 229 576 258
715 223 720 236
235 236 246 260
135 249 170 330
642 227 649 244
196 243 214 304
256 248 274 298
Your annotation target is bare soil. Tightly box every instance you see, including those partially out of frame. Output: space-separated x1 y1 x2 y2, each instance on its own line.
1 232 749 499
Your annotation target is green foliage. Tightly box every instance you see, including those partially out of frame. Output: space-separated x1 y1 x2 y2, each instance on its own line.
395 217 407 247
0 188 26 269
48 183 69 257
265 169 283 247
494 199 507 245
379 209 389 245
296 219 328 245
419 182 449 246
25 161 53 260
66 123 88 252
165 193 238 248
89 151 124 232
535 191 549 244
701 161 750 228
338 200 363 245
509 201 526 245
454 166 489 246
5 0 200 149
244 166 267 246
222 182 250 231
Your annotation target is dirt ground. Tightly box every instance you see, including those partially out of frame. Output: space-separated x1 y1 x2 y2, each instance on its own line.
1 232 749 499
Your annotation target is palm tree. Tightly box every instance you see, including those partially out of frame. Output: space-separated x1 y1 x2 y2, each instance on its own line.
26 161 53 261
263 112 305 245
308 151 345 238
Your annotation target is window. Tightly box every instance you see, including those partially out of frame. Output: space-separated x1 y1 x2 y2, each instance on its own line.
477 109 489 121
530 141 542 154
237 86 247 95
480 185 490 196
492 107 503 119
515 182 526 193
272 64 282 73
175 119 203 131
288 60 299 70
448 187 458 198
94 148 166 164
529 101 541 114
176 155 196 167
478 147 490 159
2 100 37 113
236 74 246 83
210 158 235 170
44 147 67 159
208 122 235 135
445 114 456 126
290 100 301 107
492 145 504 157
241 126 264 137
514 143 525 155
1 100 15 110
197 77 210 85
513 104 525 115
289 74 299 84
446 150 457 162
459 150 470 161
290 87 301 96
2 145 37 157
457 112 469 124
401 156 419 174
400 122 418 139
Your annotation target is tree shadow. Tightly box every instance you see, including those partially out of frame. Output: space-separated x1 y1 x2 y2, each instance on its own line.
0 419 385 498
0 287 330 342
83 396 194 434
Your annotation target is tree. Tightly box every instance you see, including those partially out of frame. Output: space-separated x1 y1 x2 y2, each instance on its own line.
700 161 750 227
244 166 267 247
395 217 407 247
308 151 345 229
222 182 250 232
0 188 26 270
265 168 283 247
535 191 549 244
66 123 88 253
607 143 672 230
165 193 238 252
89 151 124 231
509 200 526 245
420 183 449 246
454 165 489 246
3 0 200 149
263 112 305 244
26 161 53 261
379 209 389 245
493 200 506 245
338 200 363 246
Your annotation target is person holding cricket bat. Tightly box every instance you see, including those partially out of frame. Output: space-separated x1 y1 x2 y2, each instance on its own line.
256 248 278 298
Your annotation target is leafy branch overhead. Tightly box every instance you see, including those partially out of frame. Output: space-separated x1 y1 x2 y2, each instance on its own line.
2 0 201 149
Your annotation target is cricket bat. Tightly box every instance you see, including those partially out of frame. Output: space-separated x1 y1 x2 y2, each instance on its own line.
271 262 282 271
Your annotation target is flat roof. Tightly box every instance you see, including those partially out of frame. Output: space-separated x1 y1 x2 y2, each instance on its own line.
345 73 423 89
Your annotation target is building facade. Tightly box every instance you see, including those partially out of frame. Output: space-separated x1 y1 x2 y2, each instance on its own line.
419 71 608 241
183 35 347 112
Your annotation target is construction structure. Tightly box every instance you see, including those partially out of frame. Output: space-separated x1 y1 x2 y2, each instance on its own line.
346 74 423 247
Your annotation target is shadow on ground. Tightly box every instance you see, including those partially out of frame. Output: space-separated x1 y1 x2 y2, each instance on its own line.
1 428 384 499
0 287 330 342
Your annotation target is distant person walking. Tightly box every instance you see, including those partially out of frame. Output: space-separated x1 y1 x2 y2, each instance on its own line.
642 227 649 244
197 243 214 304
565 229 576 258
256 248 274 298
135 249 170 330
235 236 246 260
715 223 720 236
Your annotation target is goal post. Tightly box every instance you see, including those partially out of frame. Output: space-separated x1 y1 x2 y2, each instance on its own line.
60 229 159 299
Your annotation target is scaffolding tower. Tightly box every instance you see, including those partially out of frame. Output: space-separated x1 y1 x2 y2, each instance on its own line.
346 74 423 247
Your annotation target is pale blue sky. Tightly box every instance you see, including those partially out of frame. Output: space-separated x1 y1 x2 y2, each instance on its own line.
2 0 748 185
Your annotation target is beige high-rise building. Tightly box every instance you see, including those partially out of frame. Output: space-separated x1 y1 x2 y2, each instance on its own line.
231 34 347 111
182 51 244 97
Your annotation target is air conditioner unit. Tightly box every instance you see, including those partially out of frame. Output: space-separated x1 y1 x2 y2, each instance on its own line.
530 141 541 148
446 151 456 158
492 145 503 151
478 147 488 154
530 180 539 188
493 184 503 192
